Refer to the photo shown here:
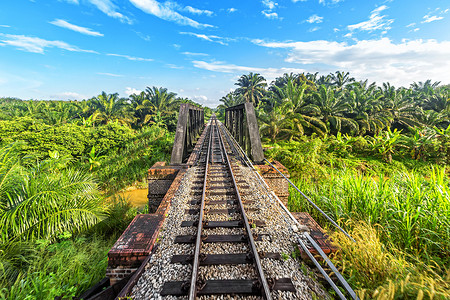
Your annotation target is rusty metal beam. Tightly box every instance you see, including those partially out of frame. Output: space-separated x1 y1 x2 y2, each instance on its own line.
224 103 264 163
170 103 204 165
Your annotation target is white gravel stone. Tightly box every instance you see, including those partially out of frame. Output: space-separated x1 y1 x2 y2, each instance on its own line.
130 125 329 300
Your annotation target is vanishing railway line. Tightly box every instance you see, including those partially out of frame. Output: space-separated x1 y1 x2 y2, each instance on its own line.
158 116 296 299
109 104 357 300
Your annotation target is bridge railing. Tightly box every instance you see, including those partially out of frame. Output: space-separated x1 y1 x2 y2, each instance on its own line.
170 103 204 165
225 103 264 163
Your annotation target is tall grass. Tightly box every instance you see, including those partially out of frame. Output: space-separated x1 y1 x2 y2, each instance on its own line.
332 222 450 299
265 138 449 298
0 234 117 300
290 167 449 262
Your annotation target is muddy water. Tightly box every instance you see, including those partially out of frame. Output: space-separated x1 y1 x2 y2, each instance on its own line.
118 189 148 208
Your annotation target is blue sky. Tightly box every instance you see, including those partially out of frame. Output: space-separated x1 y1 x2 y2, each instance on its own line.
0 0 449 107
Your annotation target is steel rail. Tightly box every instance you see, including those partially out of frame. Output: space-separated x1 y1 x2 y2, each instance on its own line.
304 232 358 299
297 238 347 300
219 122 299 228
263 158 356 243
216 121 273 300
188 119 213 300
220 122 358 299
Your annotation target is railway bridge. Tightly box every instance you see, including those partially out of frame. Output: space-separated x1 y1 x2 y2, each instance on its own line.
82 103 357 300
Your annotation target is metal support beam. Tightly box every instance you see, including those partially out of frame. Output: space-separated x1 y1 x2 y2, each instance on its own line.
224 103 264 163
170 103 204 165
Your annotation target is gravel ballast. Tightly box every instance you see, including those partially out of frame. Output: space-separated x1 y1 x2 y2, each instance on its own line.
130 124 329 300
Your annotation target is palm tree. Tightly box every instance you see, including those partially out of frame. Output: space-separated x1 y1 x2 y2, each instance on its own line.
219 92 244 108
370 127 403 163
145 87 178 113
272 79 327 137
330 71 355 89
382 88 423 129
145 87 179 130
0 143 103 243
421 87 450 113
346 81 390 135
309 85 358 134
259 106 286 142
130 91 152 127
411 80 440 94
90 92 131 125
235 72 267 106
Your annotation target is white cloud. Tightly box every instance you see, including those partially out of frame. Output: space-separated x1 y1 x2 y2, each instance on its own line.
262 11 279 19
184 6 213 16
0 33 97 54
422 7 449 23
406 23 416 28
179 32 233 45
262 0 277 10
319 0 343 4
164 2 214 16
182 52 209 56
422 15 444 23
166 64 183 69
129 0 213 29
97 72 123 77
309 27 320 32
192 95 208 103
227 8 237 13
88 0 132 24
306 14 323 23
192 60 305 82
125 87 141 96
261 0 279 19
51 91 86 100
49 19 104 36
348 5 393 32
135 31 151 41
61 0 79 4
252 38 450 86
0 25 10 28
107 53 153 61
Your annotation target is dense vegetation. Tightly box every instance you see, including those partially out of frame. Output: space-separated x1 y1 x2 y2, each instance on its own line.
1 71 448 299
0 88 207 299
221 72 449 299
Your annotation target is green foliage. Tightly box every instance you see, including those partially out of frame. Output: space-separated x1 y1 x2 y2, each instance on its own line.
291 167 449 260
0 89 187 299
267 138 449 298
370 127 403 163
222 72 449 157
89 122 135 155
0 143 104 244
0 235 116 299
94 125 173 193
10 123 91 158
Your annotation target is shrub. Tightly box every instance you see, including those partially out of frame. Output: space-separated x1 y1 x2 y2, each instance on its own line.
88 122 135 156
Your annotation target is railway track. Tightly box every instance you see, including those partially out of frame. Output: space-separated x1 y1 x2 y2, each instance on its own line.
159 116 296 299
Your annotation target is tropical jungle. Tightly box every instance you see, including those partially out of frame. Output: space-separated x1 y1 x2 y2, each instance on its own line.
1 71 449 299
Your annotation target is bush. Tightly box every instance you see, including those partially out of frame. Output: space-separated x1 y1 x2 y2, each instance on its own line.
0 118 137 159
88 122 135 156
